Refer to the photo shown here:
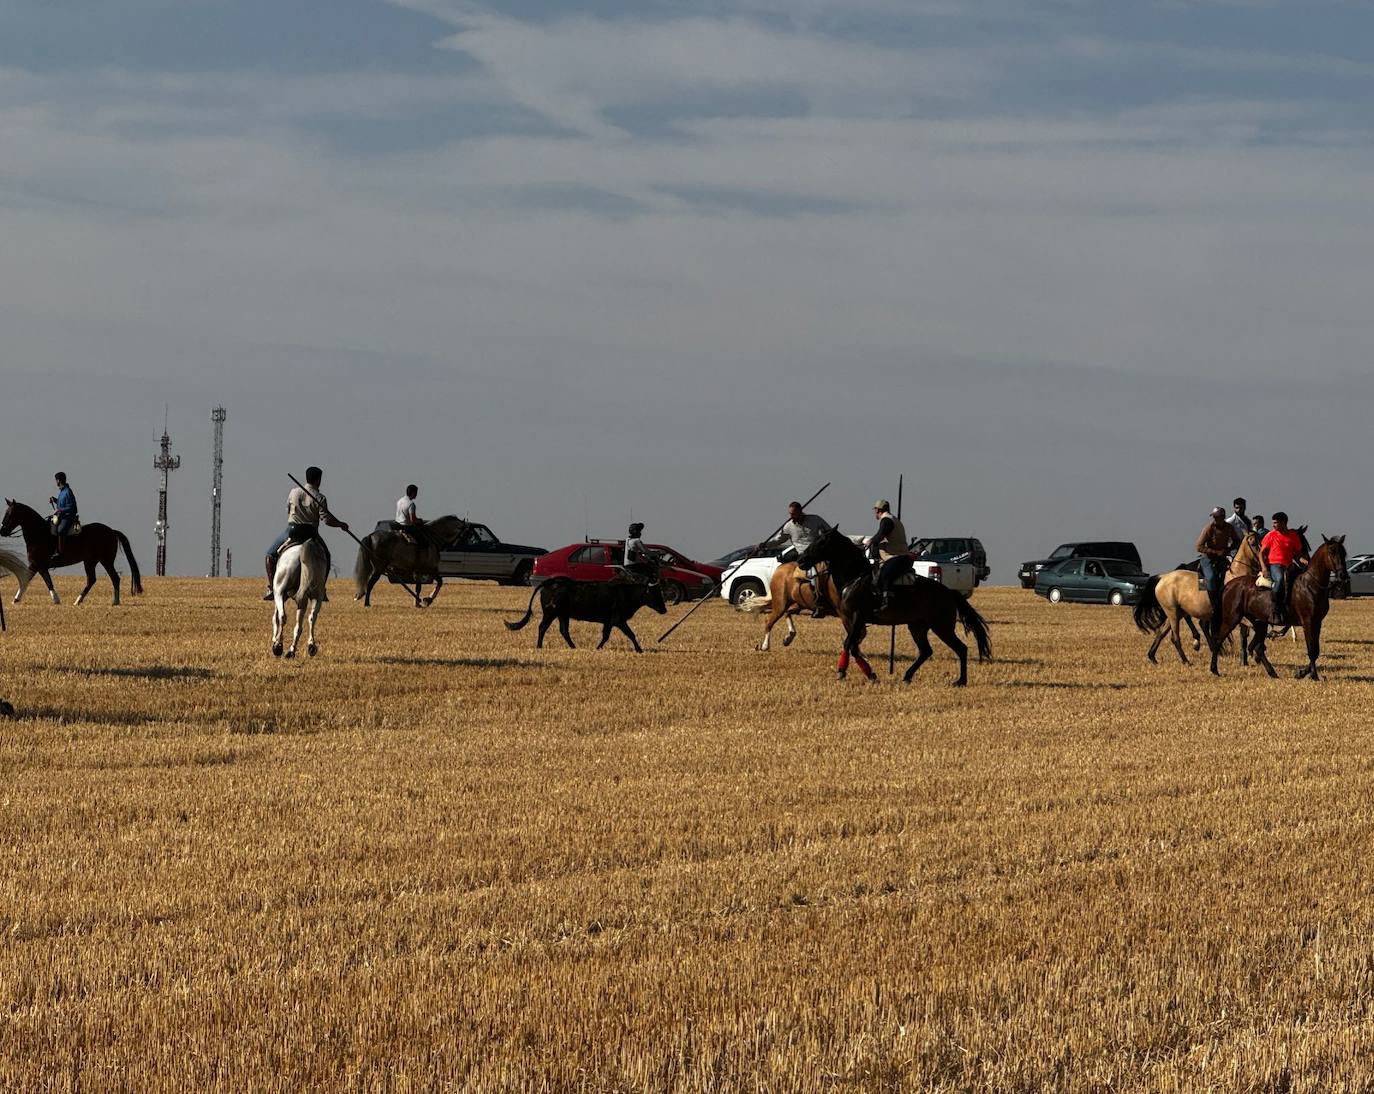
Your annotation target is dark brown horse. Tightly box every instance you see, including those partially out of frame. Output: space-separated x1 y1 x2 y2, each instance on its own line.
797 528 991 686
1209 535 1348 680
1 498 143 606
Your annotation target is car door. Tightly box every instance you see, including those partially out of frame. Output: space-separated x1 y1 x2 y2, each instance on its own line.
566 544 613 581
1350 558 1374 597
1081 560 1108 602
1054 560 1084 599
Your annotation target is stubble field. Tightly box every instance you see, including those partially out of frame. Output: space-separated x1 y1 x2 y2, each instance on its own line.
2 575 1374 1091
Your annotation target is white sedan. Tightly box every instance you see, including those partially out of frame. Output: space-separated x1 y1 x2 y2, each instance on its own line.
1347 554 1374 597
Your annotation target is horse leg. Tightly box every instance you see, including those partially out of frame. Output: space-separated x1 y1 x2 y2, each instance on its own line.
932 621 969 686
1182 613 1201 653
271 599 285 657
364 570 383 607
101 555 121 606
76 559 97 606
903 626 934 685
423 576 442 607
1238 622 1249 666
617 620 644 653
1298 616 1321 680
307 599 321 657
37 568 59 605
757 600 784 651
1250 623 1278 679
1158 611 1184 664
285 600 305 658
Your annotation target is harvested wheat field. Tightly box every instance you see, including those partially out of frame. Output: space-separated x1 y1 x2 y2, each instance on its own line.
2 576 1374 1091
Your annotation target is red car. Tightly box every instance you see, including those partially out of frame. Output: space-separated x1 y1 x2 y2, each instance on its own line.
533 540 724 604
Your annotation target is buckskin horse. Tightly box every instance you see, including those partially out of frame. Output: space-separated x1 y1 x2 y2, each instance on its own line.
736 557 839 651
796 528 991 686
1132 528 1276 664
1209 534 1349 680
1 498 143 605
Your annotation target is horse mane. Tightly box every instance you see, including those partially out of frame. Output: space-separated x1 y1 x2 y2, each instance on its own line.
425 515 467 541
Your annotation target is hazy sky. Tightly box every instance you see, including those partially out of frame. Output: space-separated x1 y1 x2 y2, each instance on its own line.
3 0 1372 579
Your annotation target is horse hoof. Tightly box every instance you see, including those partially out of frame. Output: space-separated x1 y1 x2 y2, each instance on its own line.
284 649 295 660
836 671 846 682
307 644 318 658
0 701 14 718
782 634 795 648
271 644 283 658
421 597 434 607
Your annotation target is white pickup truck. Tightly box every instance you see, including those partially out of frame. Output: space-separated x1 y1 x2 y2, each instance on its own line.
719 538 977 606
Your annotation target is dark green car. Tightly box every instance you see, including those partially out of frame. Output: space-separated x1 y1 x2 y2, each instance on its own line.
1033 557 1150 606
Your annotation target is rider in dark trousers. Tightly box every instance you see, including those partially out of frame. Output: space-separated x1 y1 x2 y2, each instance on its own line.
867 499 911 612
623 523 656 581
263 466 349 600
49 472 78 561
1261 512 1307 627
1195 506 1239 638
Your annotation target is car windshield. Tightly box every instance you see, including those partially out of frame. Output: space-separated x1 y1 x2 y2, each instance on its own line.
1102 560 1141 577
1049 545 1074 559
469 525 497 544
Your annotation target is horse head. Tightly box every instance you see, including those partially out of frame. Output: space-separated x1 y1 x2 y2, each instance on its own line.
1320 533 1350 599
0 499 16 538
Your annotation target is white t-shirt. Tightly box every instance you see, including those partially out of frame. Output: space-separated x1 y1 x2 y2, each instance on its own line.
396 496 417 523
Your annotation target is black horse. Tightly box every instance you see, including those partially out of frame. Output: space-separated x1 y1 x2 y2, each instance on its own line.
797 528 991 686
2 498 143 606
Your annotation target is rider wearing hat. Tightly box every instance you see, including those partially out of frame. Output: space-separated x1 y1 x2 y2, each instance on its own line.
867 498 911 612
624 522 656 581
1195 506 1240 635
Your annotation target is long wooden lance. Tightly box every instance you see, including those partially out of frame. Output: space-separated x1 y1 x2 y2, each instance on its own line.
889 473 903 675
657 481 830 644
287 474 424 602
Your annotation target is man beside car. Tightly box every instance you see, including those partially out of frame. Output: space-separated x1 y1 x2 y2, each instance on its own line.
1196 506 1240 639
779 500 832 618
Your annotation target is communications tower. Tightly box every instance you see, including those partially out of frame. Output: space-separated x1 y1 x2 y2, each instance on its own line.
153 409 180 577
209 406 226 576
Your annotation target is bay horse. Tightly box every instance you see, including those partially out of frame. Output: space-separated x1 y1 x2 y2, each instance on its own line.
1 498 142 605
797 528 991 686
1209 535 1349 680
737 558 838 651
353 515 467 608
1132 529 1272 664
272 539 328 658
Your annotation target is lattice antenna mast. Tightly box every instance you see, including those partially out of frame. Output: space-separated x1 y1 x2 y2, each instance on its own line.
209 406 226 576
153 407 180 577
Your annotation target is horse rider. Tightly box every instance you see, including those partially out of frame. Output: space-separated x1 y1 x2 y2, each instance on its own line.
263 466 349 600
1261 512 1307 627
48 471 78 561
1227 498 1252 549
1195 506 1240 634
394 484 424 544
624 522 656 581
1251 513 1268 539
778 500 832 617
867 498 912 612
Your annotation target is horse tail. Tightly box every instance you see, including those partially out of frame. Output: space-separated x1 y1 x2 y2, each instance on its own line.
505 584 543 631
737 594 772 613
1133 576 1165 633
955 595 993 662
353 537 376 600
117 532 143 595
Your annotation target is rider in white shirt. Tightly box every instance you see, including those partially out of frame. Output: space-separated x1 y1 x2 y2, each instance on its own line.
396 484 419 525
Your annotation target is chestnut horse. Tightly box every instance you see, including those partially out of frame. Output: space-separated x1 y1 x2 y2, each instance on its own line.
1 499 142 605
796 528 991 686
737 559 839 651
1132 529 1273 664
1209 535 1349 680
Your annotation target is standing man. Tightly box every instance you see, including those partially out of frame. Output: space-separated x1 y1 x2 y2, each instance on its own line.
1261 512 1307 627
48 472 78 562
263 466 349 600
867 498 911 611
1227 498 1251 547
779 500 832 617
1195 506 1240 637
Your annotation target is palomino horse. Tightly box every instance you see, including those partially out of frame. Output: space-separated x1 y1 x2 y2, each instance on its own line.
353 515 468 608
1 498 142 605
796 528 991 686
272 538 329 658
1210 535 1349 680
1132 529 1272 664
737 558 837 651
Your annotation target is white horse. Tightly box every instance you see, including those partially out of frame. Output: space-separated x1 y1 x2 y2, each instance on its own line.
0 548 33 604
271 539 328 659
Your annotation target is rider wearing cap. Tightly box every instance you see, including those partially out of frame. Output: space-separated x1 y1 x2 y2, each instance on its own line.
867 498 911 612
48 472 78 561
624 522 656 581
1195 506 1240 636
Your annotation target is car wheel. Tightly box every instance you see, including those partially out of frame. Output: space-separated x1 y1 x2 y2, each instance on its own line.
1047 587 1063 604
1109 590 1124 606
663 581 687 606
730 578 766 607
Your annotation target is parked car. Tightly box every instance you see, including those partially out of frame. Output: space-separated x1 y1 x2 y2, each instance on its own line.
1019 541 1142 588
1033 557 1150 605
533 540 723 605
711 539 785 569
720 538 977 607
371 520 545 585
911 537 990 584
1347 554 1374 596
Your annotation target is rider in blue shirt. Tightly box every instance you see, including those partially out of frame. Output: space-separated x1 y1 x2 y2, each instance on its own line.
49 472 78 561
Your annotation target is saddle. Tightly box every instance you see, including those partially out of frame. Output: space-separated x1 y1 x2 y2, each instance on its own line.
48 515 81 536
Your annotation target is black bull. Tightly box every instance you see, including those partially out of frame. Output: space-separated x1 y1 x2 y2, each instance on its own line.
505 578 667 652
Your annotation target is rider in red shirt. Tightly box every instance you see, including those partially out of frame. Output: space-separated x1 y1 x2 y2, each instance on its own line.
1260 512 1307 625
